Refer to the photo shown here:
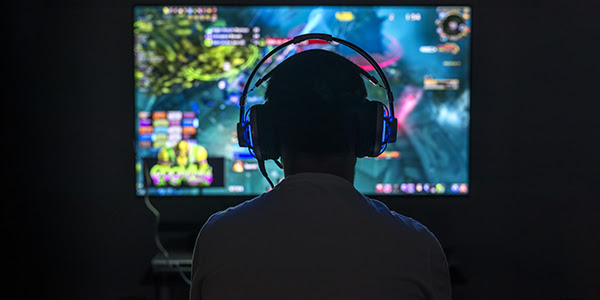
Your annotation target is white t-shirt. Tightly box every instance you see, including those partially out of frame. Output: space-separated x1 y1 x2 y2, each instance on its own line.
190 172 452 300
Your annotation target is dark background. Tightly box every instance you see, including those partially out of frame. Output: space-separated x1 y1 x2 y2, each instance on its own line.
8 0 599 299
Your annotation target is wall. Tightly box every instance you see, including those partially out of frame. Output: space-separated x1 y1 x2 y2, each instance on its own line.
8 0 599 299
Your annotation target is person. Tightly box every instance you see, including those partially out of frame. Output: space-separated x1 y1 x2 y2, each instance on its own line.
189 49 452 299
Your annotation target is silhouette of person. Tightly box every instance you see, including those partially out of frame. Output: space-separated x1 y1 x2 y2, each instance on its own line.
190 49 452 300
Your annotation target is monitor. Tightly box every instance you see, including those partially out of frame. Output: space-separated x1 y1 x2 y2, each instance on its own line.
134 5 471 196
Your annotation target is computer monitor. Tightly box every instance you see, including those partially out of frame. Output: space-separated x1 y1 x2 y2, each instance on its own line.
134 5 471 196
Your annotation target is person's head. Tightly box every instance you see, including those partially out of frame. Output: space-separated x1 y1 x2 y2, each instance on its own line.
263 49 368 181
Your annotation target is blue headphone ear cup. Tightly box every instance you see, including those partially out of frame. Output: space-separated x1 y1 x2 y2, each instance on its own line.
237 122 248 147
249 105 280 160
356 100 384 158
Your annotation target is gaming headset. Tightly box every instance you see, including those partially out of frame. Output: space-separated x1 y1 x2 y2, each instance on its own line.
237 33 398 164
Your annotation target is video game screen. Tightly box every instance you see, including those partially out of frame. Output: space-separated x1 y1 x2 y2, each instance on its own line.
134 5 471 196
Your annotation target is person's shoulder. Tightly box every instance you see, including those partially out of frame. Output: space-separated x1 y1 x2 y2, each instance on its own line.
200 192 272 233
363 196 436 238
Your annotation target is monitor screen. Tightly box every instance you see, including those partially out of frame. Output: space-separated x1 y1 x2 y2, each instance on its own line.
134 5 471 196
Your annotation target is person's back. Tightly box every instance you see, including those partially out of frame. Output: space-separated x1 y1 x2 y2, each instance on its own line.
190 47 452 299
191 172 450 299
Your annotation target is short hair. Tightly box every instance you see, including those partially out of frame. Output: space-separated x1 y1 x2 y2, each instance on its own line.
264 49 367 155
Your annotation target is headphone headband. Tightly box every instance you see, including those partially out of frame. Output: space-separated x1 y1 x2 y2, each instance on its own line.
239 33 395 131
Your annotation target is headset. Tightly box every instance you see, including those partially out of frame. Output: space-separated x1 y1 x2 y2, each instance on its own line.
237 33 398 186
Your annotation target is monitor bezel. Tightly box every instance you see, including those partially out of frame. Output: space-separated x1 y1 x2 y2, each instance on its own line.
132 1 474 199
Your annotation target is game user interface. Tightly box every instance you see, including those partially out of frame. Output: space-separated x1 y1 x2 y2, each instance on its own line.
134 5 471 196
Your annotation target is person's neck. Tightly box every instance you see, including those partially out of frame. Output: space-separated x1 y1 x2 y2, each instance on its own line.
281 150 356 184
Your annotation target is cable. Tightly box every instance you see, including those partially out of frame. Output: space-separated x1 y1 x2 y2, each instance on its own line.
258 158 284 189
258 159 275 189
144 195 191 285
142 165 191 285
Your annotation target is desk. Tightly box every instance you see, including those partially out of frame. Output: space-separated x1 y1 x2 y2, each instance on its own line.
143 252 193 300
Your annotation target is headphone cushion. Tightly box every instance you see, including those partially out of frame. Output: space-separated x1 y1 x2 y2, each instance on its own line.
250 105 280 160
356 100 384 157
